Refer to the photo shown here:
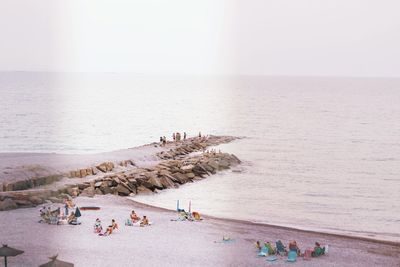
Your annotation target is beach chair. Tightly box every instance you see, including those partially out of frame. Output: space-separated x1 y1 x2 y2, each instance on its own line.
275 240 286 256
304 248 313 260
287 251 297 262
49 215 59 225
258 246 268 257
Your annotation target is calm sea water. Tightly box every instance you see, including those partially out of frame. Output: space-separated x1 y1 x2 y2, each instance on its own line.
1 72 400 242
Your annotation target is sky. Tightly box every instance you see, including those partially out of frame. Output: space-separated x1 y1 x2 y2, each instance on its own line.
0 0 399 76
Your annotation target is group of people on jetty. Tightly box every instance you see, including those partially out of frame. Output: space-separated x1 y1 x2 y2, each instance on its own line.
255 239 327 262
159 131 203 146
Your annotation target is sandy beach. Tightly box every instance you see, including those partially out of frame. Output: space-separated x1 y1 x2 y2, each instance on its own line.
0 194 399 267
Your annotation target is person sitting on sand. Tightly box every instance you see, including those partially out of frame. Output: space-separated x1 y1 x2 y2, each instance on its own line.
312 242 325 257
103 225 113 236
288 240 301 256
111 219 118 230
130 210 141 223
94 218 102 233
140 215 149 227
68 211 78 225
264 242 276 255
255 241 262 251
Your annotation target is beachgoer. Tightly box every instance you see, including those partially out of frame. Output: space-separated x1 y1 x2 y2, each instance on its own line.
163 136 167 145
198 131 201 138
183 132 187 140
140 215 149 226
288 240 301 256
255 241 262 251
68 211 78 225
159 136 163 146
264 242 276 255
94 218 102 233
173 133 176 141
103 225 113 236
112 219 118 230
312 242 325 257
130 210 140 222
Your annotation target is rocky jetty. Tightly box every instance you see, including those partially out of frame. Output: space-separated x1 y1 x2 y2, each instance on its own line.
0 135 241 210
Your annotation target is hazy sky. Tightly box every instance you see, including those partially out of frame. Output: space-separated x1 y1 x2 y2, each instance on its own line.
1 0 399 76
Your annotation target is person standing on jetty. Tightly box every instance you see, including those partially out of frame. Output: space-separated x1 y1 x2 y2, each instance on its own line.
198 131 201 138
183 132 187 140
172 132 176 141
176 132 181 141
163 136 167 146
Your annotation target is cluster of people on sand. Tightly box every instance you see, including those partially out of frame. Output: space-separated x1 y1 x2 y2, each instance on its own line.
255 239 327 259
125 210 150 227
94 218 119 236
39 198 81 225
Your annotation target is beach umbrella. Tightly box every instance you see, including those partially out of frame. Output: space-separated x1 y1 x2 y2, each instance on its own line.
0 244 24 267
176 200 179 211
39 255 74 267
74 207 81 218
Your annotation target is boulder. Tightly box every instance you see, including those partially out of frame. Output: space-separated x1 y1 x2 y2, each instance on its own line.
181 164 194 172
207 159 219 170
80 187 95 197
186 172 195 179
218 159 230 169
96 163 108 173
95 188 103 195
0 198 18 211
159 176 176 188
15 199 33 207
115 184 131 196
29 196 45 205
147 177 164 190
92 167 100 175
136 186 153 195
172 172 189 184
94 181 103 188
100 186 112 195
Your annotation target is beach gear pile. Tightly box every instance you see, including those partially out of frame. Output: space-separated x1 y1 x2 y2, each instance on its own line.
255 240 328 263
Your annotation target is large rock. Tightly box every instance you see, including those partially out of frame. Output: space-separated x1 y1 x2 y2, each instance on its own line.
218 159 230 169
159 176 176 188
147 177 164 190
80 187 95 197
0 198 18 211
136 186 153 195
115 184 131 196
181 164 194 172
186 172 195 179
172 172 189 184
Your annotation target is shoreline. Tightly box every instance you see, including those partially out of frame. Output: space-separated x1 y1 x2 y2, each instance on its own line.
129 198 400 247
1 194 399 267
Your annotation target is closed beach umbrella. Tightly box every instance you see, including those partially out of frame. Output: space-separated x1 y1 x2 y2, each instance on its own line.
39 255 74 267
0 244 24 267
74 207 81 218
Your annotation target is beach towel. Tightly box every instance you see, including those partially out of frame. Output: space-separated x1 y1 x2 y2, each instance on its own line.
266 255 277 262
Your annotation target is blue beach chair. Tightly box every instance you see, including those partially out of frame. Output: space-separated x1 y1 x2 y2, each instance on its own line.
287 251 297 262
276 240 286 256
258 246 268 257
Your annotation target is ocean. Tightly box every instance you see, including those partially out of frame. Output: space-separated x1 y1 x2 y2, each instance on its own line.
1 72 400 242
